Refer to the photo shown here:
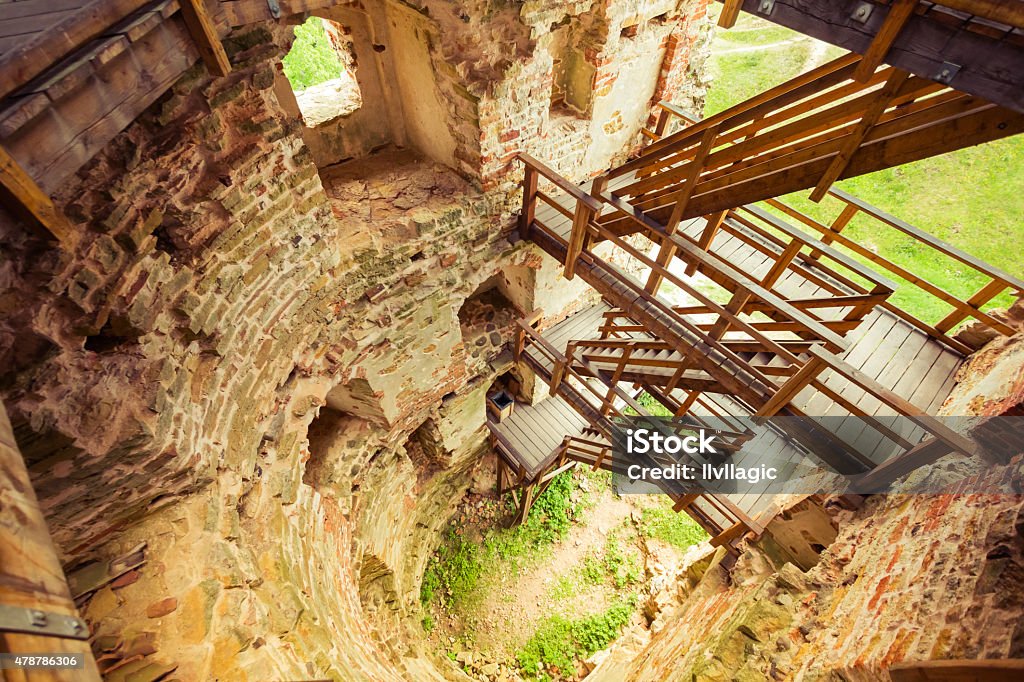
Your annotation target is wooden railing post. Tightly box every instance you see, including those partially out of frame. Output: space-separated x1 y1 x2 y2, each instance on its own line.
564 198 597 280
934 277 1007 334
519 164 539 235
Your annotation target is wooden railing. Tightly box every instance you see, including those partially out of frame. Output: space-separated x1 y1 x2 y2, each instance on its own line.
598 53 1024 229
766 189 1024 354
640 101 700 143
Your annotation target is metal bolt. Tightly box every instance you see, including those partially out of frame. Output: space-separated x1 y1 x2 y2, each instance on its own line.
760 0 772 11
71 620 84 633
851 3 874 23
939 69 951 79
30 610 47 627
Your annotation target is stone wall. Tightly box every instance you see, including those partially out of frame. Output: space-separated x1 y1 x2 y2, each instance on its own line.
0 0 714 679
588 464 1024 681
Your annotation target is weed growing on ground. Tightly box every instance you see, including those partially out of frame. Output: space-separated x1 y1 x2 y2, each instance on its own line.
516 597 637 680
638 500 709 550
420 528 483 610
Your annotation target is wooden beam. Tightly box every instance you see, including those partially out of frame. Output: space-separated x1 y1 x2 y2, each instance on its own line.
810 69 910 201
713 0 1024 112
853 0 918 82
889 659 1024 682
0 145 76 248
179 0 231 77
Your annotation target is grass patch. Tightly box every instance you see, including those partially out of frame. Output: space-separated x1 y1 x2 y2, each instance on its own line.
638 499 709 550
283 17 345 90
516 598 636 680
705 45 812 117
421 470 590 620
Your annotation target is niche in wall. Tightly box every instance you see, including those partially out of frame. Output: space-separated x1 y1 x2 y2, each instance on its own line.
548 20 595 117
458 276 520 367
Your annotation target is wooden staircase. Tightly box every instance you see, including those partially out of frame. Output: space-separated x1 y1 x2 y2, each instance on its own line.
496 51 1024 550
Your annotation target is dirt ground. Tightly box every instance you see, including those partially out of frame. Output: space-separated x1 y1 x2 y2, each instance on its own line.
423 469 698 679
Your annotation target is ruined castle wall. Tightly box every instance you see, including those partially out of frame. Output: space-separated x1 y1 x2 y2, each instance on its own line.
0 0 715 678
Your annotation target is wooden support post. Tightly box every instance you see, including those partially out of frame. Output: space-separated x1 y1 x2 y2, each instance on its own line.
0 146 77 248
718 0 744 28
706 289 753 342
519 165 539 236
808 203 858 260
0 404 101 680
685 210 727 276
179 0 231 77
934 277 1007 334
643 231 678 295
810 70 910 201
852 0 918 82
653 107 672 138
755 356 826 417
564 198 597 280
760 238 803 289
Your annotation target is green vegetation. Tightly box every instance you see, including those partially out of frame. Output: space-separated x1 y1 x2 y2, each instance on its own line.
516 598 636 680
639 499 709 550
624 391 673 417
421 471 589 614
420 528 484 610
705 44 813 117
705 15 1024 326
282 18 345 90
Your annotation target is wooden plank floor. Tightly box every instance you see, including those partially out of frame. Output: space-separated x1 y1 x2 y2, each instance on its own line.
0 0 93 59
489 391 590 478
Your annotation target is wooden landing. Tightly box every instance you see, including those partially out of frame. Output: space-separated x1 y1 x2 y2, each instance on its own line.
488 392 591 479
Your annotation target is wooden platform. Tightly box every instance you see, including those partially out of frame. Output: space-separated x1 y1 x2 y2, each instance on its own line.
488 393 591 479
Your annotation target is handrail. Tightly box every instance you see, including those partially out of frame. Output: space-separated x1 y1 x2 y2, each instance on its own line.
516 153 602 212
596 190 852 352
766 193 1022 352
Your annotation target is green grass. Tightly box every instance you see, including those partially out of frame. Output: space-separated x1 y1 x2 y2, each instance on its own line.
705 22 1024 326
705 44 812 117
715 25 794 47
282 17 345 90
516 598 636 680
638 499 709 550
421 471 588 616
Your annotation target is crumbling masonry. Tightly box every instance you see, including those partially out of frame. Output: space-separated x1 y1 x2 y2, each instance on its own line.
0 0 1022 680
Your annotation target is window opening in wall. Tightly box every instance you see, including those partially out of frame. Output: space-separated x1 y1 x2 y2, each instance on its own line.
282 17 362 127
